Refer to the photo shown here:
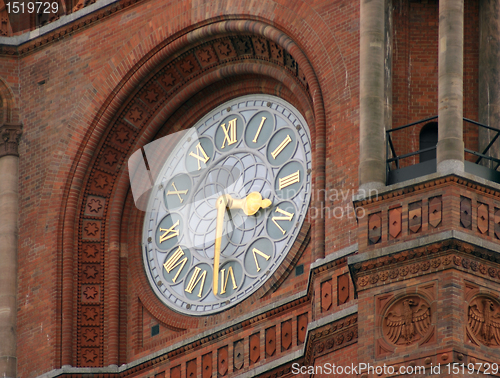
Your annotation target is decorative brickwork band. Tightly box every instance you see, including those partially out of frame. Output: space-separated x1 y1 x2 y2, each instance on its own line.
0 123 22 158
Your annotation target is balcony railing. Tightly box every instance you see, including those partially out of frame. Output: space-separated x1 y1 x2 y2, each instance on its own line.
386 116 500 185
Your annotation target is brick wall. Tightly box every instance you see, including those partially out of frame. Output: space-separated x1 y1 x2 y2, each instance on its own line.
2 0 489 376
7 0 362 375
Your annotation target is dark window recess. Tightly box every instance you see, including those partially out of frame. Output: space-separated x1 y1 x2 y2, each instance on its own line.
295 264 304 276
419 122 438 163
151 324 160 337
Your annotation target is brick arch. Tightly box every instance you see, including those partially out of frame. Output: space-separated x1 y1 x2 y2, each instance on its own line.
122 75 311 346
107 62 313 365
60 20 326 367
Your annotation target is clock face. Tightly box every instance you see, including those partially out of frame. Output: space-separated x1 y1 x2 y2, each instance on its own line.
142 95 312 315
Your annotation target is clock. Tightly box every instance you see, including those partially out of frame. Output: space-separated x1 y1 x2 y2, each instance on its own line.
142 94 312 315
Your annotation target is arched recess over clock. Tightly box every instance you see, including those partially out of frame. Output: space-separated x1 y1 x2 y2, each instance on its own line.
60 19 326 367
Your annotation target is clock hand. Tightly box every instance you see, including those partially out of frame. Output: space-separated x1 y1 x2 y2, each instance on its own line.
213 194 229 296
227 192 272 215
213 192 272 295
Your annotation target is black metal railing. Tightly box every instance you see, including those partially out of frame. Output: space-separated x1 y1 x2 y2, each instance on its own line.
386 116 500 184
463 117 500 170
386 116 438 182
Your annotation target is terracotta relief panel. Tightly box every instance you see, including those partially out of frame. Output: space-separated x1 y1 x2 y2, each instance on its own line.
281 320 292 351
265 326 276 357
170 365 181 378
428 196 442 228
158 68 181 91
468 296 500 347
81 243 100 263
297 313 308 344
460 196 472 229
389 206 402 239
477 203 489 234
98 147 122 172
195 45 219 67
233 340 244 371
202 352 212 378
383 296 432 346
368 212 382 244
321 280 332 312
249 333 260 364
186 359 197 378
81 285 100 303
233 36 253 55
251 37 270 58
125 103 147 129
408 201 422 234
495 208 500 239
213 39 237 59
218 346 228 376
338 273 350 305
84 196 106 217
175 54 201 78
82 220 102 241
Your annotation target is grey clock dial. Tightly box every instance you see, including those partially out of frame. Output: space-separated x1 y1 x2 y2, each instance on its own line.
142 94 312 315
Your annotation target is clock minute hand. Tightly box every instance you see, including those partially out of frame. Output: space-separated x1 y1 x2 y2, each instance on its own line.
213 194 229 296
213 192 272 296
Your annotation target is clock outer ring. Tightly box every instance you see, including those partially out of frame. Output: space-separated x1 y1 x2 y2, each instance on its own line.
141 94 312 316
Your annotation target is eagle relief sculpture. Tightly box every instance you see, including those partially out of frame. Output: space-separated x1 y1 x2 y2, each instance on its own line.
468 296 500 347
384 297 431 345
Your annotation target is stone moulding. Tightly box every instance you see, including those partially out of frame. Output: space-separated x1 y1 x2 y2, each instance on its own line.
353 174 500 208
351 237 500 292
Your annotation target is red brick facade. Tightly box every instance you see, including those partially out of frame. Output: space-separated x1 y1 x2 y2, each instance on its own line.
1 0 499 377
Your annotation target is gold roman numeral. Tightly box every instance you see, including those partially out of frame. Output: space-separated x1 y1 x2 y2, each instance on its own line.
271 134 292 159
220 266 238 294
159 220 180 243
252 116 267 143
185 267 207 297
163 246 187 283
189 143 210 170
252 248 270 272
220 118 238 148
166 182 188 203
272 207 295 235
278 170 300 190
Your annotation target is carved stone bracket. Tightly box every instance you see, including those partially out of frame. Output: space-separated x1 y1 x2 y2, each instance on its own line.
0 123 22 157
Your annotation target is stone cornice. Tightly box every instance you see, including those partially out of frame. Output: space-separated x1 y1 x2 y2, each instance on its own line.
0 123 22 157
349 233 500 292
0 0 137 56
354 172 500 208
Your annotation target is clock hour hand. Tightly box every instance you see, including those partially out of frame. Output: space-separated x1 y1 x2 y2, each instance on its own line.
212 192 272 296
